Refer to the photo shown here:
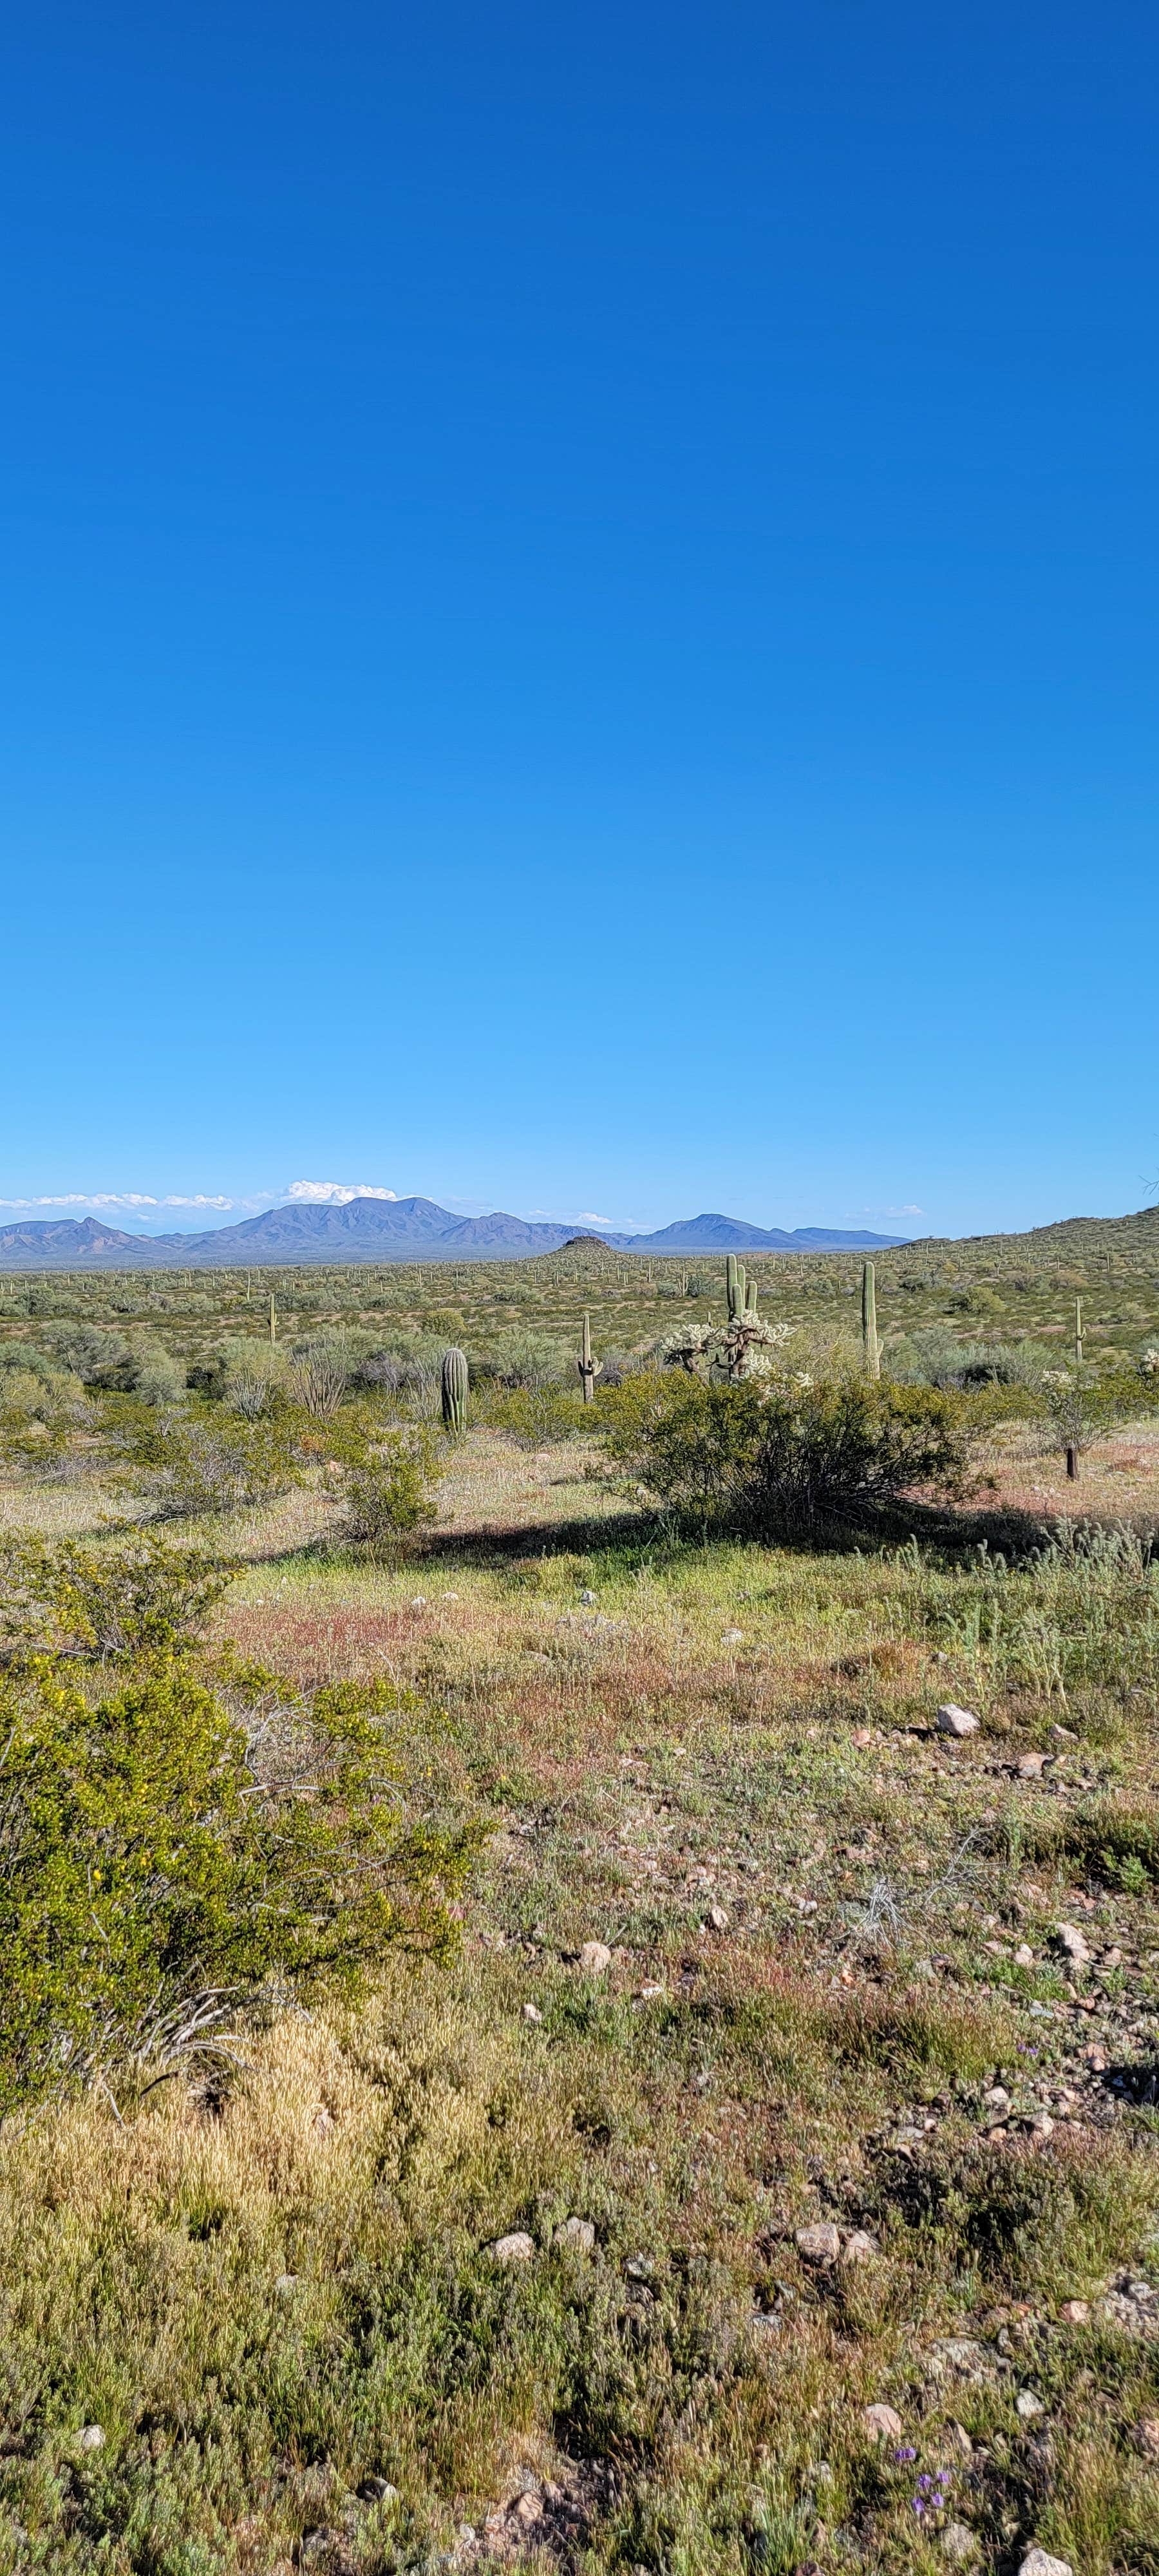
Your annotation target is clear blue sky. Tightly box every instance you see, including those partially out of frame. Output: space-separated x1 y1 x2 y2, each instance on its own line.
4 1 1158 1240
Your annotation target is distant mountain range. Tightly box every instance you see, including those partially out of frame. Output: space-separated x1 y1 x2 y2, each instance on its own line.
0 1198 907 1269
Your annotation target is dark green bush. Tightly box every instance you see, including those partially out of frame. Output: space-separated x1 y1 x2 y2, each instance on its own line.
599 1368 970 1539
0 1655 481 2112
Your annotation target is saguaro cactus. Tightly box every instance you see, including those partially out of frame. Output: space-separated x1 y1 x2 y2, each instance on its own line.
862 1262 880 1380
726 1255 747 1320
577 1310 602 1404
441 1345 469 1434
1075 1297 1084 1365
269 1293 277 1346
744 1276 759 1315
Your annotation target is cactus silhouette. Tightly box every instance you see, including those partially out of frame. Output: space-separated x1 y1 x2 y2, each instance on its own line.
577 1309 602 1405
441 1345 469 1433
862 1263 880 1380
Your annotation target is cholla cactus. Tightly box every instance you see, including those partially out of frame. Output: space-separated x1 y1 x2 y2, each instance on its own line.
659 1314 789 1383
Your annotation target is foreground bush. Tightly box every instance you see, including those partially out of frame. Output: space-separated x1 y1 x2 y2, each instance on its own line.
0 1531 482 2111
600 1367 970 1539
338 1425 443 1555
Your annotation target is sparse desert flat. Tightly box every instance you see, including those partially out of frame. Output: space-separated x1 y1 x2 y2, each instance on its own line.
0 1220 1158 2573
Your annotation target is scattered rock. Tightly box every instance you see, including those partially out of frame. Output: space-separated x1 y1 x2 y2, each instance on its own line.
1059 2300 1089 2324
1050 1725 1077 1744
941 2526 979 2564
1014 1944 1035 1966
841 2229 880 2263
852 1727 872 1748
408 1596 428 1609
522 2002 543 2024
1019 2552 1073 2576
274 2273 299 2297
925 2336 990 2382
721 1628 744 1645
795 2222 842 2263
983 2085 1010 2109
1028 2112 1055 2141
862 2402 903 2440
77 2426 105 2453
1056 1922 1092 1964
357 2478 400 2506
706 1904 730 1933
1015 2390 1045 2420
1130 2415 1159 2458
579 1940 612 1976
299 2530 339 2560
485 2231 535 2264
554 2217 595 2253
579 1589 596 1605
936 1704 980 1738
638 1982 665 2000
1017 1753 1046 1779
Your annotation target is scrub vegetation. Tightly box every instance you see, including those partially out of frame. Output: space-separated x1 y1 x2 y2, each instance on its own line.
1 1222 1159 2571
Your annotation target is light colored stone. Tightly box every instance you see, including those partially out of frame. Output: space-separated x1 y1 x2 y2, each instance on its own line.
77 2425 105 2453
554 2217 595 2253
706 1904 730 1932
579 1940 612 1975
942 2526 979 2564
1019 2552 1073 2576
925 2336 990 2380
983 2085 1010 2108
1015 2389 1045 2420
487 2231 535 2264
1131 2415 1159 2458
862 2402 903 2440
842 2229 880 2263
1017 1752 1046 1778
722 1628 744 1645
579 1589 596 1604
1059 2300 1089 2324
1056 1921 1091 1964
936 1703 980 1738
1014 1943 1035 1965
358 2477 400 2505
795 2222 841 2262
522 2002 543 2024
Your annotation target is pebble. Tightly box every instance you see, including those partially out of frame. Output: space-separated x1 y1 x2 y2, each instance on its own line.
579 1589 596 1604
706 1904 730 1933
721 1628 744 1645
358 2477 400 2505
486 2231 535 2264
1015 2390 1045 2420
795 2222 842 2262
1019 2553 1073 2576
77 2426 105 2453
579 1940 612 1975
936 1703 980 1738
554 2217 595 2253
983 2085 1010 2109
862 2402 903 2440
1057 1922 1092 1964
638 1982 665 2000
941 2526 978 2564
522 2003 543 2025
1059 2300 1089 2324
1017 1752 1046 1778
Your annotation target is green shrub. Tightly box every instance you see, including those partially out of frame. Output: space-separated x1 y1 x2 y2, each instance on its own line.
109 1398 302 1518
599 1368 970 1540
339 1426 442 1556
0 1658 482 2112
0 1530 231 1664
476 1383 590 1445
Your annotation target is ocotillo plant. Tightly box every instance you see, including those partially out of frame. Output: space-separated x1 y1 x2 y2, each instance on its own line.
577 1310 602 1404
441 1345 469 1434
862 1262 880 1379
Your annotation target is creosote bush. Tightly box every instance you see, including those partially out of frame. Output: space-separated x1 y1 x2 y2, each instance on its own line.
599 1367 970 1540
0 1535 483 2113
338 1425 443 1556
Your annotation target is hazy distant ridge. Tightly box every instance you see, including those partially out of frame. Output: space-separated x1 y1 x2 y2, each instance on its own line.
0 1197 905 1268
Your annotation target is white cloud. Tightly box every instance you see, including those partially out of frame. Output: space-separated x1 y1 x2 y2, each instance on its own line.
0 1191 238 1212
285 1180 399 1204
